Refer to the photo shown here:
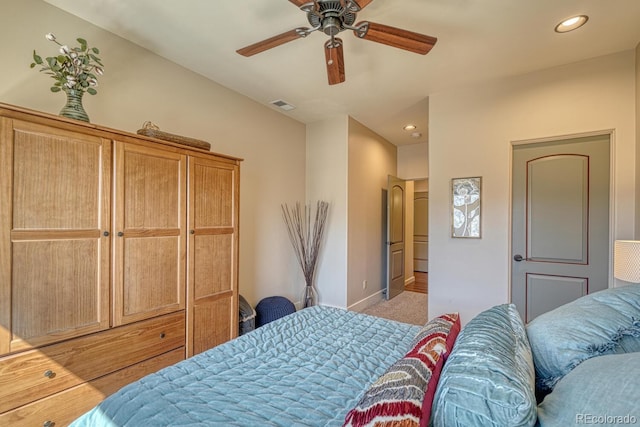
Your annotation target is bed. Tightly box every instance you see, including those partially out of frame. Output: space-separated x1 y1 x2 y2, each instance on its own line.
71 306 429 426
72 285 640 427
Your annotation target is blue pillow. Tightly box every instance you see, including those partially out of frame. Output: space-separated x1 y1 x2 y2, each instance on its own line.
430 304 537 427
526 285 640 395
537 353 640 427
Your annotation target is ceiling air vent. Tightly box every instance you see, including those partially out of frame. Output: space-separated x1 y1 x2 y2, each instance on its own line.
270 99 296 111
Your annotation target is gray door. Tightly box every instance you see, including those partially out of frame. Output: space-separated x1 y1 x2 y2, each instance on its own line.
414 191 428 272
386 175 406 300
511 134 610 322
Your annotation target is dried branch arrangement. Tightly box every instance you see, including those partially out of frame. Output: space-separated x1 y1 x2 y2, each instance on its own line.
282 201 330 307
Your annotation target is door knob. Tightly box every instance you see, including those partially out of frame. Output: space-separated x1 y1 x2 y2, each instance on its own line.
513 254 525 262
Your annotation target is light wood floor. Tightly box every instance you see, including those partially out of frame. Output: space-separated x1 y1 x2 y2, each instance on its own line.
406 271 428 294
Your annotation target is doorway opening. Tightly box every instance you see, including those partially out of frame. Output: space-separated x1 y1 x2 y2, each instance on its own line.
385 177 429 298
407 179 429 295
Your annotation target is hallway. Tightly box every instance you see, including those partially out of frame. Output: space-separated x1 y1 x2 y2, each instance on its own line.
406 272 428 294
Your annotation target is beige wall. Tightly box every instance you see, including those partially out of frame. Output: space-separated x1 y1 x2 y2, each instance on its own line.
398 143 429 180
429 50 637 325
347 117 397 309
306 116 349 308
306 116 397 310
2 0 307 307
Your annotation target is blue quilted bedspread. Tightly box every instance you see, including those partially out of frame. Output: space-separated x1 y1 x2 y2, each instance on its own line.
71 306 420 426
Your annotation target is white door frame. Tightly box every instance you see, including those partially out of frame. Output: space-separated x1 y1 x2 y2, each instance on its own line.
508 129 616 304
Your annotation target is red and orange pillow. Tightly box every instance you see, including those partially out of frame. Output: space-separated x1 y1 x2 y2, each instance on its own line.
343 313 460 427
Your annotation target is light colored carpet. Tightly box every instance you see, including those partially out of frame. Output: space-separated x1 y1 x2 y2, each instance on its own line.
361 291 428 326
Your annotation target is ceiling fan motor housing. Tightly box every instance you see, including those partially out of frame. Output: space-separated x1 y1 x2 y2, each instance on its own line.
306 1 357 36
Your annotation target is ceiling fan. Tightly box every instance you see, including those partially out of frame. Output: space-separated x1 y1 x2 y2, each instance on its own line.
236 0 437 85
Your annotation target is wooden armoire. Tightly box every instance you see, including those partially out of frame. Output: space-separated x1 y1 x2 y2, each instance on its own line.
0 103 240 426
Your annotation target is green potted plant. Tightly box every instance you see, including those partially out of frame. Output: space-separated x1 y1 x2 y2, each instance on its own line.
30 33 104 122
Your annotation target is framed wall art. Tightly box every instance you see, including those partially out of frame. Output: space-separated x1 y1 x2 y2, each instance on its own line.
451 176 481 238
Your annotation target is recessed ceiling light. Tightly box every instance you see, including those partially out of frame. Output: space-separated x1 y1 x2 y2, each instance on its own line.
411 132 422 139
403 124 417 131
555 15 588 33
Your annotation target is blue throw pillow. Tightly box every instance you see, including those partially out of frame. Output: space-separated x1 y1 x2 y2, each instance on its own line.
526 285 640 396
430 304 537 427
537 353 640 427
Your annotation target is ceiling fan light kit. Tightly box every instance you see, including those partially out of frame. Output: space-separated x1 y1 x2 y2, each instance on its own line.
237 0 437 85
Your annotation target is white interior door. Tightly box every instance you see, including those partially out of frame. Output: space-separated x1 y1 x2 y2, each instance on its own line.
386 175 406 300
511 135 610 322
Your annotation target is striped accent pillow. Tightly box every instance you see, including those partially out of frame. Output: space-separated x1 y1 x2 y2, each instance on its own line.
343 313 460 427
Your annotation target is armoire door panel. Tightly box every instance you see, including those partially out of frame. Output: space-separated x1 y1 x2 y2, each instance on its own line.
12 122 104 231
192 297 232 356
113 142 186 326
193 163 235 228
122 236 182 319
11 239 105 351
123 151 182 229
194 234 233 299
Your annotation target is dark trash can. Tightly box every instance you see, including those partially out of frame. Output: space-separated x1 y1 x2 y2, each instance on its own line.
239 294 256 335
255 296 296 327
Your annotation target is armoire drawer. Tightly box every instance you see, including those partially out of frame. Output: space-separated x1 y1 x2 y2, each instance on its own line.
0 347 185 427
0 311 185 413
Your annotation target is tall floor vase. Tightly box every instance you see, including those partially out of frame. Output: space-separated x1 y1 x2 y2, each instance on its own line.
59 89 90 122
303 283 317 308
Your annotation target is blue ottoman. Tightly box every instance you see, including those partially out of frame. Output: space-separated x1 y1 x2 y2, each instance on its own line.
255 296 296 327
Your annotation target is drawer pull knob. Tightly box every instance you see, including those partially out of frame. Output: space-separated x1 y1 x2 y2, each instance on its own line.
117 231 124 237
44 370 55 378
43 421 55 427
160 332 166 339
103 231 110 237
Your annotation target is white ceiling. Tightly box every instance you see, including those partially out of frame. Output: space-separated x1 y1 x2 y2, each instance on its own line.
43 0 640 146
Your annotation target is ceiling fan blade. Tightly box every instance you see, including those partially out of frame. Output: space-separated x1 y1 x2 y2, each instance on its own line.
353 0 374 9
237 28 307 57
325 39 345 85
288 0 309 6
355 21 437 55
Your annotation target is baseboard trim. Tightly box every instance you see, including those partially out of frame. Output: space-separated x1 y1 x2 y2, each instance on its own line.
405 276 416 286
348 290 385 312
